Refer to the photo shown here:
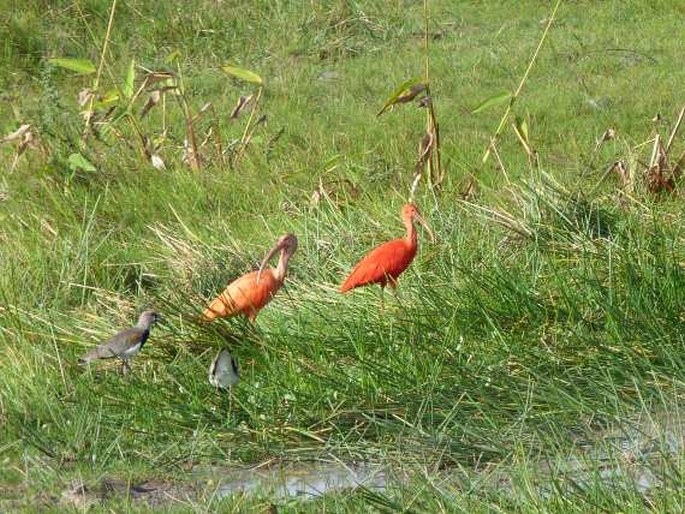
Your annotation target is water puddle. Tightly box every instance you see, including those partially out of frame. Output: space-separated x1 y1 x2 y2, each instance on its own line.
195 410 685 504
542 410 684 496
195 460 388 500
16 408 684 510
43 460 387 511
471 408 685 500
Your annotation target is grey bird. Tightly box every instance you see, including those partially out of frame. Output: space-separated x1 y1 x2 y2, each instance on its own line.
79 310 160 374
208 348 240 390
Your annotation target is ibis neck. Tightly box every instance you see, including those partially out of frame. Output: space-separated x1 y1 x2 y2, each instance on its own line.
274 250 291 282
404 217 417 246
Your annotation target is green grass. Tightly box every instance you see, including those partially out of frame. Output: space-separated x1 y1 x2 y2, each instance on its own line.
2 0 685 511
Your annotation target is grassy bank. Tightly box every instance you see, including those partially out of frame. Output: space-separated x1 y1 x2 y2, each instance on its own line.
2 0 685 511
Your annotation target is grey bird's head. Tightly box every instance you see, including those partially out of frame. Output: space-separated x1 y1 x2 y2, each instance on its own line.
136 310 160 330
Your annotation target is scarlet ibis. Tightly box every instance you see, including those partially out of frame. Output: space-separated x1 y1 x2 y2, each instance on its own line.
201 234 298 322
340 203 433 293
79 310 160 374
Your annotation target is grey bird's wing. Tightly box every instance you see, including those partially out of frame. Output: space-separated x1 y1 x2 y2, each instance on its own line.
79 327 148 363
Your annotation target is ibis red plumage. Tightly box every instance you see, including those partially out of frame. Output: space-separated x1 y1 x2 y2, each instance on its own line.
340 203 433 293
202 234 298 322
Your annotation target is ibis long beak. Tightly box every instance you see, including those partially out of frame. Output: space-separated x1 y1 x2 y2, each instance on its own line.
256 240 283 283
414 212 436 243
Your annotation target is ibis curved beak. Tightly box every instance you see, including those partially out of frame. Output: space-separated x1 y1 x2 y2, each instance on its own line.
256 241 281 284
414 212 435 243
256 234 297 282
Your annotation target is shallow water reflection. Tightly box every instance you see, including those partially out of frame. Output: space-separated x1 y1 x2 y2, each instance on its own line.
552 410 684 496
48 409 684 510
195 411 685 503
195 461 387 500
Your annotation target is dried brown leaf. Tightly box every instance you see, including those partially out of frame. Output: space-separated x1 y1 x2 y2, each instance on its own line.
408 132 434 200
1 124 31 144
182 138 200 171
395 83 427 104
77 88 94 107
645 167 675 193
144 71 174 85
610 160 631 189
460 174 478 200
377 81 427 116
230 94 254 120
417 132 433 168
17 130 35 156
140 90 161 119
600 127 616 142
645 139 675 194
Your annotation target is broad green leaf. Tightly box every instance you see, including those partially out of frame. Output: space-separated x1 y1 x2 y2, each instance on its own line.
222 65 263 85
67 153 96 172
472 91 513 114
123 59 135 99
48 58 96 75
377 76 424 116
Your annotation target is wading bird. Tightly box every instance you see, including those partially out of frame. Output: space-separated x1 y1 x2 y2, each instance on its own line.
208 348 240 390
201 234 298 322
78 310 160 374
340 203 433 293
